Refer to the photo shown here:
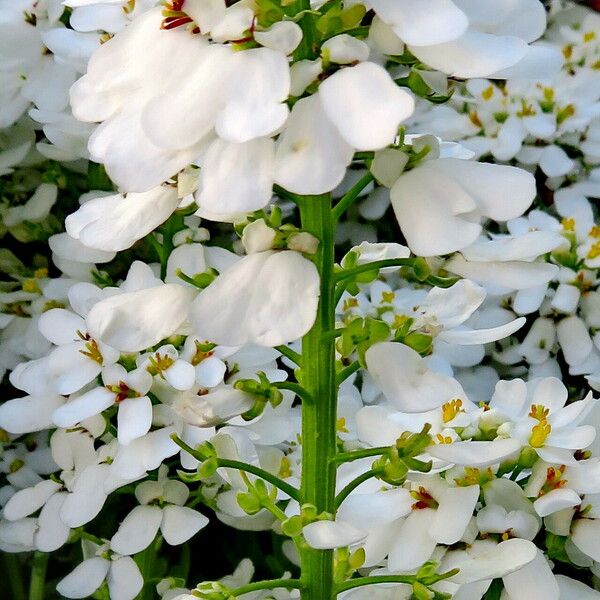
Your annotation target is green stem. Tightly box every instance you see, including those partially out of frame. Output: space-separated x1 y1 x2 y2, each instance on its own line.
172 435 301 501
297 194 338 600
3 554 26 600
335 469 382 509
28 552 48 600
336 575 416 593
135 536 162 600
336 361 361 386
334 258 416 283
232 579 303 596
332 173 374 222
332 447 390 464
275 345 302 366
273 381 313 404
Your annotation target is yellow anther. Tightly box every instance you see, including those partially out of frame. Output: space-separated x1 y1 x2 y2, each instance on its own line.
539 465 567 496
517 100 536 117
33 267 48 279
77 331 104 365
381 291 395 304
147 352 175 377
410 486 439 510
584 31 596 42
562 217 575 232
587 241 600 260
482 85 494 101
343 297 359 311
557 103 575 125
590 226 600 239
529 420 551 448
278 456 292 479
469 110 482 128
442 399 464 423
543 87 555 102
22 279 40 294
529 404 550 422
336 417 349 433
563 44 573 59
435 433 453 445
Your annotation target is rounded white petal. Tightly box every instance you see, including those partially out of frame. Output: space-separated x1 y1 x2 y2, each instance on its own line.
196 137 275 215
107 556 143 600
302 520 366 550
117 396 153 446
428 439 521 467
451 538 537 584
319 62 414 150
53 387 115 428
430 485 479 544
111 505 163 555
3 480 61 521
35 491 71 552
87 284 195 352
190 251 319 347
365 342 466 412
66 187 179 252
161 505 209 545
503 550 559 600
0 394 65 434
274 94 354 195
56 557 110 599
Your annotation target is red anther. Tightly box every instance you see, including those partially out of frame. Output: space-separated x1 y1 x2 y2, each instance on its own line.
162 15 193 29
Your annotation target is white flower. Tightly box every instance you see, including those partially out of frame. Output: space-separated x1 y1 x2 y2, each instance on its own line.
190 250 319 347
57 542 143 600
66 186 180 252
365 342 469 412
390 158 536 256
110 466 208 554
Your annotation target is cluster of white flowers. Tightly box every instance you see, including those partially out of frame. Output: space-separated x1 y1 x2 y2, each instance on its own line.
2 1 600 599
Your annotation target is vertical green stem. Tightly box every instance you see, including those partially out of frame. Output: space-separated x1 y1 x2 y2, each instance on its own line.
28 551 48 600
3 553 26 600
298 194 337 600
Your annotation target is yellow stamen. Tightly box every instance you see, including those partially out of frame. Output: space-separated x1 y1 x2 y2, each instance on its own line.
442 399 464 423
529 420 551 448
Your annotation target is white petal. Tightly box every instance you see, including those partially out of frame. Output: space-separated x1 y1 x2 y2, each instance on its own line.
57 557 110 599
365 342 466 412
430 485 479 544
49 233 116 264
438 317 525 345
557 316 593 367
572 519 600 561
111 505 163 555
370 0 468 46
66 187 179 252
0 394 65 434
302 520 366 550
160 505 209 545
337 488 413 529
533 488 581 517
538 145 575 178
190 251 319 347
117 396 153 445
60 464 109 527
87 284 195 352
319 62 414 151
35 491 71 552
411 30 527 79
3 480 61 521
195 356 227 388
254 21 303 55
388 509 437 571
107 556 143 600
451 538 537 584
164 360 196 392
556 575 600 599
53 387 114 428
38 308 85 345
428 439 521 467
503 551 559 600
274 94 354 195
196 137 274 215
